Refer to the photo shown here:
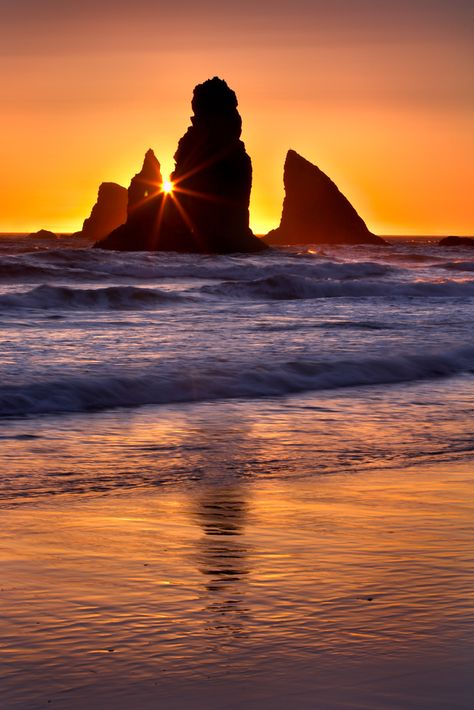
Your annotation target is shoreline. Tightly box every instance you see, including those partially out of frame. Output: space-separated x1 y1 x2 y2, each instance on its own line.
2 459 473 709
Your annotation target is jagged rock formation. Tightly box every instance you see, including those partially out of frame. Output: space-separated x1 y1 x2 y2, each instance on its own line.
439 236 474 248
94 149 168 251
265 150 386 246
127 149 163 216
95 78 267 253
168 77 266 253
77 182 127 241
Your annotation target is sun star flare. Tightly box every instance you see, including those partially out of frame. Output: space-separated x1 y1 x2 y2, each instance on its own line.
162 179 174 194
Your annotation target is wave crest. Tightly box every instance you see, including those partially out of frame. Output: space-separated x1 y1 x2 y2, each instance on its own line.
201 273 474 300
0 284 185 310
1 346 472 417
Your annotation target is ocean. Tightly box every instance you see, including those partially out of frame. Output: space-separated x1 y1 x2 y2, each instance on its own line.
0 233 473 708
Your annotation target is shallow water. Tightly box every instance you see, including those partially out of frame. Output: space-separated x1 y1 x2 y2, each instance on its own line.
0 234 473 707
0 379 473 502
1 461 473 709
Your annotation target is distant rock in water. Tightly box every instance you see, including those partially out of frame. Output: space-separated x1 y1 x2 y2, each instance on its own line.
28 229 57 239
77 182 127 242
265 150 386 246
169 77 266 253
94 149 167 251
95 78 267 253
439 236 474 248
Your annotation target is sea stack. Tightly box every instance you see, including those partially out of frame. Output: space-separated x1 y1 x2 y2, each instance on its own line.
169 76 266 253
78 182 127 241
265 150 386 246
94 150 165 250
95 77 267 253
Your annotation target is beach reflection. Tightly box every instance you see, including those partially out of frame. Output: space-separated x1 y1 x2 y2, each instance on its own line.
194 485 251 639
0 408 473 709
185 418 253 639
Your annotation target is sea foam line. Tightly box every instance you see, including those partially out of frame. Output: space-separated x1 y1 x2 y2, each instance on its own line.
1 346 473 417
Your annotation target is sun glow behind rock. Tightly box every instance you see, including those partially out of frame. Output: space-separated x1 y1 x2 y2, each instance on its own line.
162 179 174 194
0 3 473 235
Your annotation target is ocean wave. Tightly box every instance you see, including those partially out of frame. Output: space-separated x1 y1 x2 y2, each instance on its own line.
0 284 186 310
1 346 472 417
254 320 395 332
201 273 474 300
436 261 474 273
0 261 65 280
0 250 394 283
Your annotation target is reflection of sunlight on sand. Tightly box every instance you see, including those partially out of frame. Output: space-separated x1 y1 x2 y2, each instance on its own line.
0 460 473 707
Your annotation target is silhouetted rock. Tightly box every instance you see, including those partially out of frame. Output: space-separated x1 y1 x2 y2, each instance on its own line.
265 150 386 246
77 182 127 242
127 149 163 216
95 78 267 253
28 229 57 239
168 77 266 253
439 236 474 248
94 149 166 251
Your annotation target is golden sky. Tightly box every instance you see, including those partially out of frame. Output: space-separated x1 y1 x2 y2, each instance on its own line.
0 0 473 235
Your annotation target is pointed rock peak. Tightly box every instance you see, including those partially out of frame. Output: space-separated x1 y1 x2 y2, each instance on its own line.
265 149 386 246
285 149 328 179
287 149 302 162
139 149 162 180
127 149 163 215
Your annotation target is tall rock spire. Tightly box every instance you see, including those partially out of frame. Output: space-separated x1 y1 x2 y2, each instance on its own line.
169 76 265 252
95 78 267 253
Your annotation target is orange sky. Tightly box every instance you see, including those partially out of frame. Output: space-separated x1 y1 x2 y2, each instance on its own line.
0 1 473 235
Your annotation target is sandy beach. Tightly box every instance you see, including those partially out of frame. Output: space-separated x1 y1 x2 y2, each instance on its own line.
1 455 473 709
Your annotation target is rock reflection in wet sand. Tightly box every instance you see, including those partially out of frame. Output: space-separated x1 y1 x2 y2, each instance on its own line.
0 455 473 708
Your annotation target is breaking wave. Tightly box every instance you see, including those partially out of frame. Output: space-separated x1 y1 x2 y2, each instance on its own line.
1 346 473 417
0 284 186 310
0 250 395 283
201 273 474 300
436 261 474 273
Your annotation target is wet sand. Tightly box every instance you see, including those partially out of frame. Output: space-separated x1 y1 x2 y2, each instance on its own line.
1 460 473 709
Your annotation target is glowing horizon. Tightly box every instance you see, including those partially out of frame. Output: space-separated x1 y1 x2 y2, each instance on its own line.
0 1 473 237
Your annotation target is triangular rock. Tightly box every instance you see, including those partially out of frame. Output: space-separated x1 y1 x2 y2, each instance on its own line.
265 150 386 246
